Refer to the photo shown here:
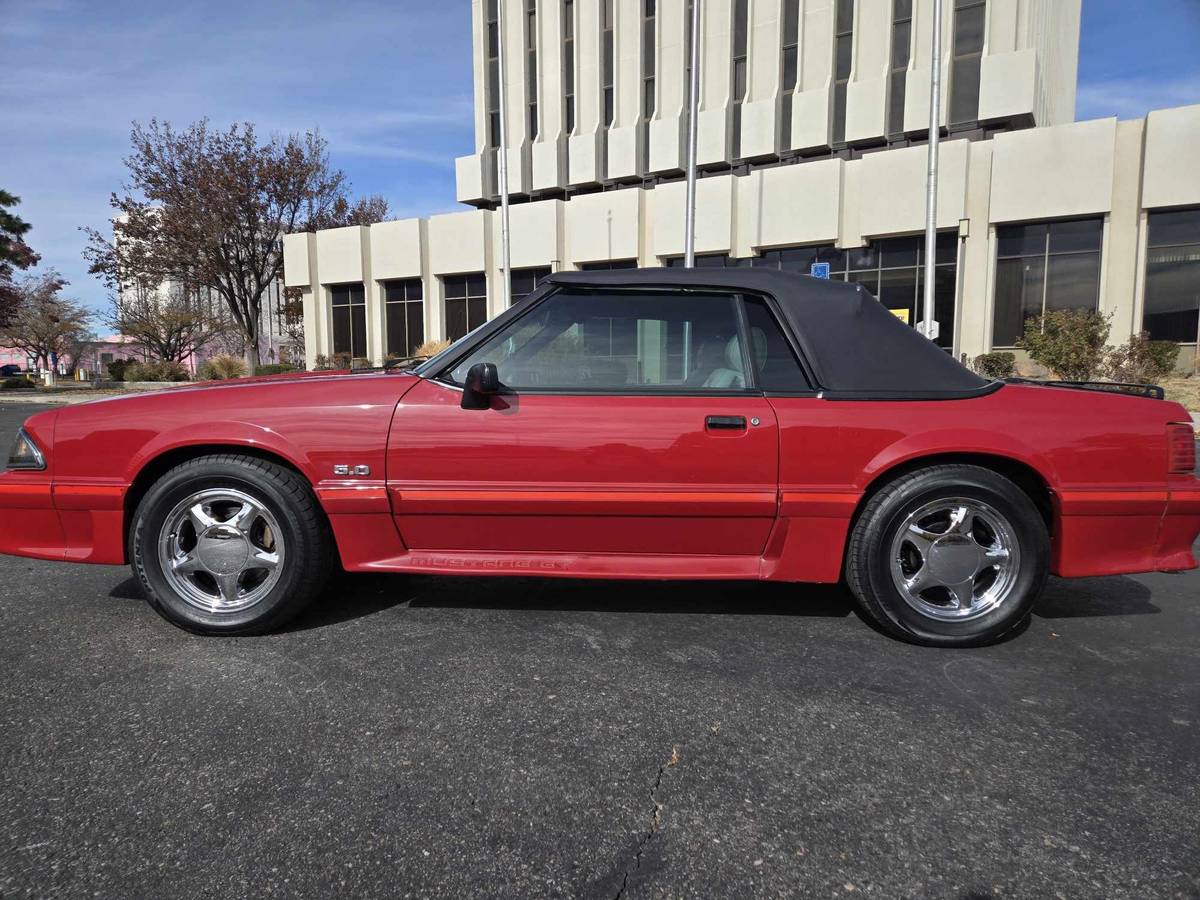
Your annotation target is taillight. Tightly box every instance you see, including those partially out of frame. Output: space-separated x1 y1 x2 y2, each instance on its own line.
1168 424 1196 474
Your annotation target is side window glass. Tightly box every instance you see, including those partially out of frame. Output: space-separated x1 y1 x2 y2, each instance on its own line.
447 289 753 392
742 296 812 392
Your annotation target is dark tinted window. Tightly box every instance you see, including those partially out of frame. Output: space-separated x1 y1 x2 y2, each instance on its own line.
511 266 552 304
992 218 1103 347
383 278 424 356
443 273 488 341
742 296 811 391
1144 207 1200 343
330 283 366 358
949 0 986 126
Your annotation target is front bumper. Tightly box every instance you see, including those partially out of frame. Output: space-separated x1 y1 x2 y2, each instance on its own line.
0 475 68 561
0 473 128 564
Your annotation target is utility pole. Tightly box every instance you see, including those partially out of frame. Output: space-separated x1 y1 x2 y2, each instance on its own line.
920 0 943 341
496 0 512 306
683 0 701 268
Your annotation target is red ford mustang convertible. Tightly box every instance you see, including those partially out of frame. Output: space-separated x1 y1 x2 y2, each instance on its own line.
3 269 1198 645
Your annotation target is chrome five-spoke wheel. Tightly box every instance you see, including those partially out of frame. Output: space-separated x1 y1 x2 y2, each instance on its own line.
840 464 1048 645
157 488 285 614
888 497 1021 622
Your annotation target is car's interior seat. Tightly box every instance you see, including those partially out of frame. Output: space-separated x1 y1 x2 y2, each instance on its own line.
702 328 768 389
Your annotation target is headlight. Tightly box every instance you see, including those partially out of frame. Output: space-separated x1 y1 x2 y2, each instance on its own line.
7 429 46 470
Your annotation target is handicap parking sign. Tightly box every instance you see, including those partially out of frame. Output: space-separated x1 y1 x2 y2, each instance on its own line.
810 262 831 279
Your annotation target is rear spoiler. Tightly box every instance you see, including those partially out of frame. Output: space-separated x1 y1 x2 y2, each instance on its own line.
1004 378 1165 400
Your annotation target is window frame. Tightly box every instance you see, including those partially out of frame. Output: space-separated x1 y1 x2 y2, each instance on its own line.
991 217 1105 349
948 0 986 129
731 0 749 158
886 0 913 138
831 0 855 146
442 272 489 342
382 277 425 357
329 282 367 359
526 0 539 140
1142 205 1200 345
425 284 817 397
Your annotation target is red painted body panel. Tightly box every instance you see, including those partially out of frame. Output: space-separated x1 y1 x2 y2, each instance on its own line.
386 378 780 556
0 372 1197 585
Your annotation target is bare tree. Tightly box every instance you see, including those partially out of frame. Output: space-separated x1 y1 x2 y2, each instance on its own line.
84 119 388 368
0 271 93 372
108 277 230 363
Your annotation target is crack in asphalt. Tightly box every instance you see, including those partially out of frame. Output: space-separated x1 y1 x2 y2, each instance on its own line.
613 745 680 900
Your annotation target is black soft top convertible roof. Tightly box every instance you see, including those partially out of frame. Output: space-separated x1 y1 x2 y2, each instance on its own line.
545 268 994 399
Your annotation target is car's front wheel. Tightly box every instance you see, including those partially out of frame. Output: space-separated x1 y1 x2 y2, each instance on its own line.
130 454 334 635
845 464 1049 646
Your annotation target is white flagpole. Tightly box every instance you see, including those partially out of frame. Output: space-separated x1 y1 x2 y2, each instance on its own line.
496 0 512 306
920 0 943 341
683 0 701 268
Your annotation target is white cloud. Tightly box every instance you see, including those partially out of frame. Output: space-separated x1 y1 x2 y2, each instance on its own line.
1076 75 1200 121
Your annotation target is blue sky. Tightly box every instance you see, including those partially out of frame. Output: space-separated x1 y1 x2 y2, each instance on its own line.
2 0 1199 313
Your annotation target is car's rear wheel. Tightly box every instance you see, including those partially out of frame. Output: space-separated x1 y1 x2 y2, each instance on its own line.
130 454 333 635
845 464 1049 646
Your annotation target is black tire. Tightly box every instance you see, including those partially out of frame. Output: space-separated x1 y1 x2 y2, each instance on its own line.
129 454 334 635
845 464 1049 647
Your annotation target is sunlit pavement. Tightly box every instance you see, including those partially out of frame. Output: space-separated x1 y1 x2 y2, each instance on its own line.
2 404 1197 898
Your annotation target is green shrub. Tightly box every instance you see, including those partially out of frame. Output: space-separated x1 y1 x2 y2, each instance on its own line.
332 352 353 370
312 354 332 371
2 377 33 390
1103 332 1180 383
198 354 248 381
254 363 299 376
125 360 190 382
106 359 131 382
1019 309 1111 381
972 351 1016 380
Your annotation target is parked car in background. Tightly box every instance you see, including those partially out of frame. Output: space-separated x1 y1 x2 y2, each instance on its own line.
2 269 1198 645
0 364 23 378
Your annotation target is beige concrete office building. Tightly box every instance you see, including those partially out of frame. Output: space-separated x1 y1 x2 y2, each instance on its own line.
284 0 1200 370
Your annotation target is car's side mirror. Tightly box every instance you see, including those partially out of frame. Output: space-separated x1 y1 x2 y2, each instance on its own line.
461 362 500 409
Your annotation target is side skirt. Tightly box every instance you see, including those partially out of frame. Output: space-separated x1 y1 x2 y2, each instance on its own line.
348 549 764 580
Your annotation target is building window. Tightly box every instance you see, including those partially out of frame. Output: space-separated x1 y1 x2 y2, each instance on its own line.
642 0 656 168
487 0 501 147
665 253 752 268
887 0 912 138
991 218 1104 348
832 0 854 145
563 0 575 133
780 0 799 150
755 234 959 349
443 274 488 341
602 0 615 126
949 0 985 127
731 0 749 158
330 283 367 359
1143 207 1200 343
580 259 639 270
511 266 552 304
526 0 538 140
383 279 424 357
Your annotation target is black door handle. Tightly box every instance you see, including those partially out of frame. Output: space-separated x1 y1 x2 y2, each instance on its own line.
705 415 747 430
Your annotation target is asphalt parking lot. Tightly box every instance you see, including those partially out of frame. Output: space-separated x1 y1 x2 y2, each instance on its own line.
1 403 1197 898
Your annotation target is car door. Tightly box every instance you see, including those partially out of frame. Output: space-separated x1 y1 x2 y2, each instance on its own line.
386 285 779 557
